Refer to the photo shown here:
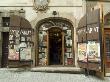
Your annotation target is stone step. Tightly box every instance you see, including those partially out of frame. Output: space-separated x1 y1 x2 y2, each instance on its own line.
0 67 84 74
31 67 84 74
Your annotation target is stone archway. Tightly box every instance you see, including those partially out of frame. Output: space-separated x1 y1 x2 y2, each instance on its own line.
35 17 75 66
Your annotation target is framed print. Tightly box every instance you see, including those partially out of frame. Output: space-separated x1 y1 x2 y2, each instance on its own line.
66 48 72 52
65 53 69 58
39 53 42 58
15 39 19 44
67 30 71 36
42 53 45 58
87 41 100 62
8 49 19 60
27 37 32 42
9 35 13 40
20 48 31 60
67 58 73 65
78 43 87 61
66 40 72 46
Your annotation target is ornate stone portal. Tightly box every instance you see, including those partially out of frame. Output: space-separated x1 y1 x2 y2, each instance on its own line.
37 18 74 66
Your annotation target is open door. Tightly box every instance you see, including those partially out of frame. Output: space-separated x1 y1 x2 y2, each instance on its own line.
1 32 9 68
104 28 110 76
48 27 63 65
77 9 104 78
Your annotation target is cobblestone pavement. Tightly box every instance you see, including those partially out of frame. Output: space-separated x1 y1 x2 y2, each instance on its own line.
0 69 110 82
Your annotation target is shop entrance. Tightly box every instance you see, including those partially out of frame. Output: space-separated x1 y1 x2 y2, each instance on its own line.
1 32 9 68
104 28 110 74
48 27 63 65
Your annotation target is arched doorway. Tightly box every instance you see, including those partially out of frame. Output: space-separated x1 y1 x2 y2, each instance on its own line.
48 27 63 65
37 17 74 66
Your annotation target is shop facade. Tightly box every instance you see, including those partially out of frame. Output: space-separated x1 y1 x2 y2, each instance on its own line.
77 8 110 77
77 9 103 76
0 14 34 67
0 10 76 67
0 0 80 68
0 0 110 77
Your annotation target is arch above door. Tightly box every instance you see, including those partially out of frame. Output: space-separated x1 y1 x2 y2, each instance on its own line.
35 17 75 66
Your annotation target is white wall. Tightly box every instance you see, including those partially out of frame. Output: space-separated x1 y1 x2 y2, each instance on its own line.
0 0 82 6
0 0 84 22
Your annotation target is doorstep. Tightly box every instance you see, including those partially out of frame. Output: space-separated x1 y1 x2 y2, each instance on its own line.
31 67 84 74
105 73 110 76
0 67 84 74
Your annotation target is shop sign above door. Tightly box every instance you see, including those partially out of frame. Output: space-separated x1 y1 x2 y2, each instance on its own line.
33 0 49 11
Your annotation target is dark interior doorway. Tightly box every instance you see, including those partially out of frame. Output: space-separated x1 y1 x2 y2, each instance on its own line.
49 27 62 65
104 28 110 74
1 32 9 68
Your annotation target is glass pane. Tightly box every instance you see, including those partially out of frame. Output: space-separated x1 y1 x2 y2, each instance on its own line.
64 29 73 65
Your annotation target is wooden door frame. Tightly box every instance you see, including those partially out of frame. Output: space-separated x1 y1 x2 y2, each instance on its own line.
104 28 110 74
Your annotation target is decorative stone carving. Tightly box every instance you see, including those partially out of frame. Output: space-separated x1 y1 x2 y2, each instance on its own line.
33 0 49 11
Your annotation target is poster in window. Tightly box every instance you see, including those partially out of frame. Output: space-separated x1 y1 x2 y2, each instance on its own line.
27 37 31 42
67 30 71 36
66 48 72 52
8 49 19 60
87 41 100 62
67 58 73 65
65 53 69 58
9 35 14 40
21 37 25 41
39 53 42 58
20 48 31 60
78 43 87 62
66 40 72 46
